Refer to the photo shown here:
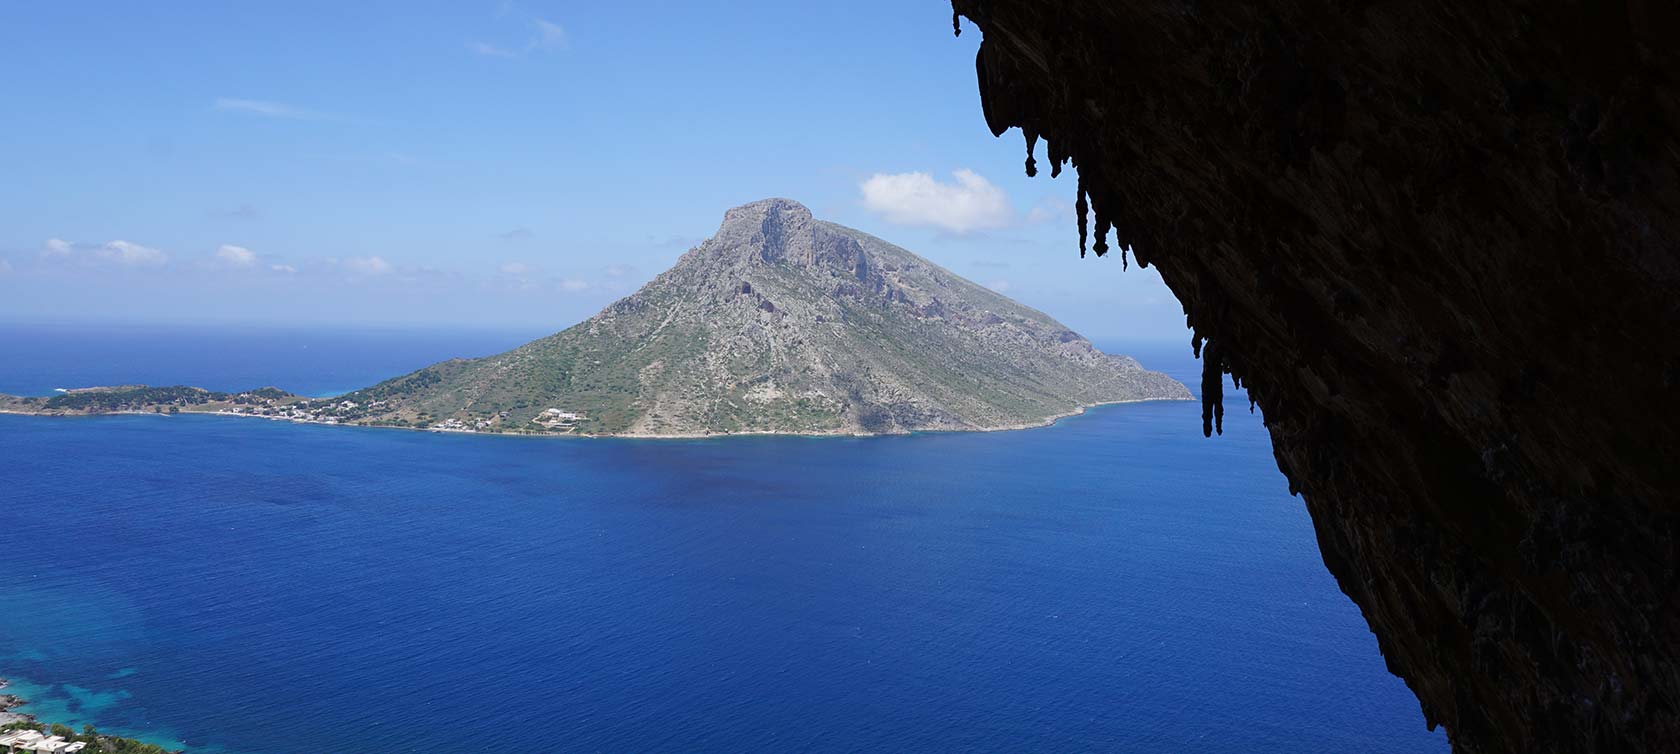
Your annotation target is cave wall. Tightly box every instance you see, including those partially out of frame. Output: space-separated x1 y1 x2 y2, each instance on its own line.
947 2 1680 752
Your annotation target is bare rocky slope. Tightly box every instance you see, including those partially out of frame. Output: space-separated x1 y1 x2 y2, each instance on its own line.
336 198 1188 435
949 2 1680 753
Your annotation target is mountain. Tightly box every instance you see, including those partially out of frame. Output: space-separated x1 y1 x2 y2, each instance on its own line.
330 199 1189 436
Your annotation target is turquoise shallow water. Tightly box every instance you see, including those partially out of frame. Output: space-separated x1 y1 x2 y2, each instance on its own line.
0 329 1448 753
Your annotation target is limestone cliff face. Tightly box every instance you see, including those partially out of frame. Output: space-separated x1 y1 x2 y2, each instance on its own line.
949 2 1680 752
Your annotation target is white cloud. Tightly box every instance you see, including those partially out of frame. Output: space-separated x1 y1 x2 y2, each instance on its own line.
215 244 257 266
39 238 168 267
342 256 392 275
98 240 167 266
0 259 12 274
601 263 634 278
532 18 568 50
469 41 519 58
270 264 297 274
497 265 597 294
859 169 1011 234
985 279 1013 293
470 15 569 58
213 98 333 120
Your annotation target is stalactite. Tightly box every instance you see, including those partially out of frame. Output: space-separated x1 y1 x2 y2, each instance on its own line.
1201 340 1225 438
1024 130 1039 177
1049 138 1064 178
1093 213 1111 257
953 10 961 37
1121 246 1129 271
1075 177 1090 258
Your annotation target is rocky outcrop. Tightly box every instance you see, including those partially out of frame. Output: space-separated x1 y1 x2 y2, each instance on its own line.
949 2 1679 752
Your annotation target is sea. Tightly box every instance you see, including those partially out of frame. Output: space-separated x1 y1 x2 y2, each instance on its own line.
0 322 1449 753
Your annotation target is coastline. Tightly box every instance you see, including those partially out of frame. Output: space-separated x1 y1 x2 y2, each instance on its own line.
0 679 27 726
594 396 1193 439
0 396 1196 441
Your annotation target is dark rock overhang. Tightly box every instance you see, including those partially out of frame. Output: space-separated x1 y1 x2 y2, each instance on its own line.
949 2 1680 752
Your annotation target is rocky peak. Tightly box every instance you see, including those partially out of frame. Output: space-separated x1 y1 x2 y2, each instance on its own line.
719 197 812 230
711 198 815 264
690 199 881 297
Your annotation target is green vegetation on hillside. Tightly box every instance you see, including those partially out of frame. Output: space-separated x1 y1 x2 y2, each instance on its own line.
43 386 227 412
0 386 307 419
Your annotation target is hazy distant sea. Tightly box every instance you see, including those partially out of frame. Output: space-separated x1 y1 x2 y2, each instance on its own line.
0 322 547 398
0 324 1448 753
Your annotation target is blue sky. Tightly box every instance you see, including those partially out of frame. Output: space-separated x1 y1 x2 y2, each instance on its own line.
0 1 1187 342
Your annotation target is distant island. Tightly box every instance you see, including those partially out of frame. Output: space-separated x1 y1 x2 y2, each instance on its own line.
0 199 1190 437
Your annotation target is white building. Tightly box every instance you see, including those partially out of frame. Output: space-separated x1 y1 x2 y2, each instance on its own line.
29 737 70 753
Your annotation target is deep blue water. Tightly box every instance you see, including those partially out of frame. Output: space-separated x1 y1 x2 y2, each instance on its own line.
0 327 1448 753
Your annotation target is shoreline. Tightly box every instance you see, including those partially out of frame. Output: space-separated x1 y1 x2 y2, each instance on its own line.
0 679 27 726
597 396 1193 439
0 396 1196 441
